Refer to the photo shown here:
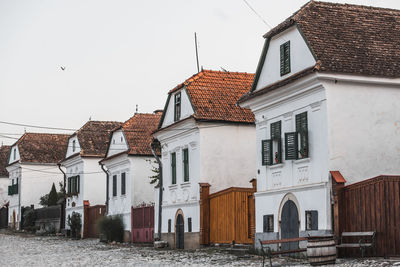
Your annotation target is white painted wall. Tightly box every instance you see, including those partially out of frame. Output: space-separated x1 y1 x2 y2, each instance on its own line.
65 135 81 158
322 75 400 184
103 153 155 231
7 163 64 229
107 129 129 157
199 123 256 193
83 158 107 205
255 26 316 91
161 89 194 128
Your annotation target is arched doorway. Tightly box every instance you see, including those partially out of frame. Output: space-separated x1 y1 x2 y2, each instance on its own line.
281 200 299 251
175 213 184 249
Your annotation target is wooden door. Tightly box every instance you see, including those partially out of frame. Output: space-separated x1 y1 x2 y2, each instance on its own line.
175 214 184 249
281 200 299 251
131 206 154 243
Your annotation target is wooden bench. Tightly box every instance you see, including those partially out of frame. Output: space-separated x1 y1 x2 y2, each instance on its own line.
336 231 376 257
259 237 307 267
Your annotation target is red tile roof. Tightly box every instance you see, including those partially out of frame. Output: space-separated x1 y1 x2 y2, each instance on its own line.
122 113 162 156
73 120 122 157
0 146 10 176
264 1 400 78
162 70 255 127
11 133 69 164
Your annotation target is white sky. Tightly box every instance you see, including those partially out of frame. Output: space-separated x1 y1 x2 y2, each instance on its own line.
1 0 399 145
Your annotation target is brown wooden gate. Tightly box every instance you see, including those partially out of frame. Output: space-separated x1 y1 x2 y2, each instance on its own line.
83 204 106 238
200 179 256 245
335 175 400 257
131 205 154 243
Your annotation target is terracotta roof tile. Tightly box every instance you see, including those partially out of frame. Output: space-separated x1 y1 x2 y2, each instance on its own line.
122 113 162 156
12 133 69 164
0 146 10 176
75 121 122 157
166 70 255 125
264 1 400 78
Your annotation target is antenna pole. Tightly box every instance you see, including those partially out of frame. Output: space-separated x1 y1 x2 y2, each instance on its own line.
194 32 200 73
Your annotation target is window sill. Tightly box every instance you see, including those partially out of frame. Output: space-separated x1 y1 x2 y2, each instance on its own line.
294 158 310 164
169 184 178 189
180 182 191 188
267 163 284 170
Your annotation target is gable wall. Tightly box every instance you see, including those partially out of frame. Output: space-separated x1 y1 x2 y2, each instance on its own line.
107 129 129 157
65 136 81 158
255 26 316 91
161 89 194 128
8 145 20 165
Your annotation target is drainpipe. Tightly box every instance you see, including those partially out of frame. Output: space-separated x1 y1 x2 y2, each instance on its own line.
150 139 162 240
58 163 67 230
99 162 109 214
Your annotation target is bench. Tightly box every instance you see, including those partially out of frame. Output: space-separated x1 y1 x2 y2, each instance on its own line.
336 231 376 257
259 237 307 267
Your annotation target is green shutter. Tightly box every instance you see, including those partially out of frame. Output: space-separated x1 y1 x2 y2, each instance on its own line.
261 140 273 166
296 112 309 158
280 41 291 76
14 179 18 194
183 149 189 182
68 177 71 194
270 121 281 140
77 175 80 194
285 132 298 160
8 185 12 195
171 153 176 184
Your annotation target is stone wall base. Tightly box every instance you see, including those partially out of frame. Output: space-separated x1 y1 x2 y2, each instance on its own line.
161 232 201 250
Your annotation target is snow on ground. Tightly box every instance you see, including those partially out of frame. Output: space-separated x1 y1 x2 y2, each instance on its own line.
0 233 399 267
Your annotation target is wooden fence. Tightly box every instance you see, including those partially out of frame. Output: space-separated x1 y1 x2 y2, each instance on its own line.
336 175 400 257
200 179 256 245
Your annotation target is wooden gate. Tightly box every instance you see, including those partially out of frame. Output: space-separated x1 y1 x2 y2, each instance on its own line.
131 205 154 243
335 175 400 257
83 204 106 238
0 205 8 229
200 179 256 245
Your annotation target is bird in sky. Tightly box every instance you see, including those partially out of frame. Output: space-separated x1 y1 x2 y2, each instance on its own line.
60 66 66 71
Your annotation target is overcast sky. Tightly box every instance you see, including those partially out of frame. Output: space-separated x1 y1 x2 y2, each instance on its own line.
1 0 399 146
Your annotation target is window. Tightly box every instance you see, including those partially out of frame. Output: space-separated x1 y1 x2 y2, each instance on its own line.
305 210 318 230
171 152 176 184
285 112 309 160
168 219 171 233
72 140 76 152
121 172 126 195
261 121 282 166
67 175 80 195
13 148 16 160
263 215 274 232
280 41 291 76
188 217 192 232
8 178 18 195
112 175 117 197
174 92 181 122
183 148 189 182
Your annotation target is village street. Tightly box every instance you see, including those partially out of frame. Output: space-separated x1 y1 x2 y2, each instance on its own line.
0 234 399 267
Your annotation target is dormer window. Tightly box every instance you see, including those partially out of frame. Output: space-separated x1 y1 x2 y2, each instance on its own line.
174 92 181 122
72 140 76 152
280 41 291 76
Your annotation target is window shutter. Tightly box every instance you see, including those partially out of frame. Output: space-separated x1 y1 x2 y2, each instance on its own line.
8 185 11 195
121 173 126 195
183 149 189 182
168 219 171 233
280 44 285 76
68 177 71 194
270 121 281 140
77 175 80 194
277 138 282 163
261 140 272 166
15 179 18 194
263 215 268 233
113 175 117 197
188 217 192 232
295 112 308 132
311 210 318 230
285 132 298 160
171 153 176 184
296 112 309 158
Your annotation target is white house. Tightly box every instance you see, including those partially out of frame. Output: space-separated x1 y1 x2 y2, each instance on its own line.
153 69 257 249
0 145 10 208
6 133 69 229
100 112 161 242
60 120 121 237
238 1 400 248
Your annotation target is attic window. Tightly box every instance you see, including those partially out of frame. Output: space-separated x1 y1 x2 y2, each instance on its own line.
174 92 181 122
72 140 76 152
280 41 291 76
13 148 16 160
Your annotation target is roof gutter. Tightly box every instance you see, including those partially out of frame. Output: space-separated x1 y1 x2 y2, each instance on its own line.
150 139 163 240
99 162 110 214
58 163 67 230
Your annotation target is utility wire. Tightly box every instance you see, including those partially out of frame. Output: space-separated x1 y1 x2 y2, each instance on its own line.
0 120 76 131
242 0 273 29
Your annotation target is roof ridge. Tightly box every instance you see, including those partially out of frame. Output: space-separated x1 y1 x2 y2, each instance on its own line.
312 0 400 13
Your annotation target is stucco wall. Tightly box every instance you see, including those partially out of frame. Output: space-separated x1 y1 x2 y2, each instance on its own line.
323 76 400 184
255 26 316 91
107 129 129 157
83 158 106 206
199 123 257 194
0 176 8 207
65 135 81 158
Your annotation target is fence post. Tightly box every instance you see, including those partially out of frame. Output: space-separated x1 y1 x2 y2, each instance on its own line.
199 183 210 245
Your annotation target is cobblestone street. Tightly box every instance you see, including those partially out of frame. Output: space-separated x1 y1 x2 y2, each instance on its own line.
1 234 399 267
